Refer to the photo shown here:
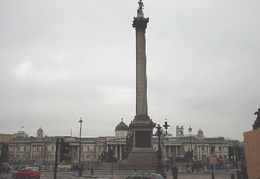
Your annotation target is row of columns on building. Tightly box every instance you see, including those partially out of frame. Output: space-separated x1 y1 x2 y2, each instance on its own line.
105 144 220 162
164 145 228 161
106 144 126 161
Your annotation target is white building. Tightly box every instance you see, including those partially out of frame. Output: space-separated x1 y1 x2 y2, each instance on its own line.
7 121 239 166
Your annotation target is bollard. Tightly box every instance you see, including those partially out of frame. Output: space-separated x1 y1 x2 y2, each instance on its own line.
211 171 215 179
231 174 235 179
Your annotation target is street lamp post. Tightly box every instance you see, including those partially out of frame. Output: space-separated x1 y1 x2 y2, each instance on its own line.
78 117 83 176
188 126 193 161
155 124 166 178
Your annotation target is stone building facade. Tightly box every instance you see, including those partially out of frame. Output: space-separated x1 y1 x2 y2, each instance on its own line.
6 121 239 166
154 126 237 163
7 120 130 165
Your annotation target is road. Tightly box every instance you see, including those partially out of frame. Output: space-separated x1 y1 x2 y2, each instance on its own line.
0 170 237 179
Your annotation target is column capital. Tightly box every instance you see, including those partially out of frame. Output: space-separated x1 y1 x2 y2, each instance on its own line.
133 17 149 29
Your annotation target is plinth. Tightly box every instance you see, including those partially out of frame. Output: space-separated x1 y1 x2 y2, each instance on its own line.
125 115 157 169
243 129 260 179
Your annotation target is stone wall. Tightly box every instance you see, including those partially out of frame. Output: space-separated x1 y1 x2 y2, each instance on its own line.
243 129 260 179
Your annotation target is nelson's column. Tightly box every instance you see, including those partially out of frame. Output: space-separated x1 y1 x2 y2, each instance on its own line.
126 0 157 168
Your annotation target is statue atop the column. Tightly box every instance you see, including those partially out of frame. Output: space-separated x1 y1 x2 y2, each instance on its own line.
138 0 144 12
252 108 260 130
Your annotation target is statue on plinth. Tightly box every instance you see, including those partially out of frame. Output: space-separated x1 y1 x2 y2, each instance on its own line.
137 0 145 17
252 108 260 130
138 0 144 12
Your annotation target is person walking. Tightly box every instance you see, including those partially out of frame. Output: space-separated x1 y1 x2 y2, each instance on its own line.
171 164 178 179
0 162 2 177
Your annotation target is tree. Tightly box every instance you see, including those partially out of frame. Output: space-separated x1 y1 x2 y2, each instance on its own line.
59 139 71 163
0 142 9 162
124 131 133 159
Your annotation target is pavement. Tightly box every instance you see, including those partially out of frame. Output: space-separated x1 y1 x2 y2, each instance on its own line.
68 171 236 179
0 170 237 179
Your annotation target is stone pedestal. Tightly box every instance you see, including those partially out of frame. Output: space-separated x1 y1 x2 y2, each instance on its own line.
124 148 157 169
243 129 260 179
125 115 157 169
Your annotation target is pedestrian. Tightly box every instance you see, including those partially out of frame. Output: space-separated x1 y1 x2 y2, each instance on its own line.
186 164 190 173
241 163 248 179
78 165 82 176
166 164 169 172
171 164 178 179
0 162 2 177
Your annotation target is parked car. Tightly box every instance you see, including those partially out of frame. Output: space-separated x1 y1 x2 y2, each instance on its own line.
1 162 11 173
125 172 164 179
13 168 40 179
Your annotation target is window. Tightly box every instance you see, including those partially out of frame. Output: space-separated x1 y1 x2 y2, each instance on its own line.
24 147 26 151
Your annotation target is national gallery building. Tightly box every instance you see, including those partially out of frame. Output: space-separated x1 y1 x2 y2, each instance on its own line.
4 120 239 166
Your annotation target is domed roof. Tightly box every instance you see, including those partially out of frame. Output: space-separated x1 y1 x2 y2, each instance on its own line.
198 128 203 133
115 118 129 131
37 127 43 132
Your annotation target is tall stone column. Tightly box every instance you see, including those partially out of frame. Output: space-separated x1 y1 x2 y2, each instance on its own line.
125 1 157 169
129 1 156 147
134 16 148 116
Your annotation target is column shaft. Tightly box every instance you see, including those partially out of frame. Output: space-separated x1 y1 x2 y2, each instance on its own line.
136 28 148 116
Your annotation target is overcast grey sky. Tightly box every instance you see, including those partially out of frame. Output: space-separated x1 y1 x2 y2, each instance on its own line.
0 0 259 141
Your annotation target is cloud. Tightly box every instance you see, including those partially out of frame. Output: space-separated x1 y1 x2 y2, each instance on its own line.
0 0 259 141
